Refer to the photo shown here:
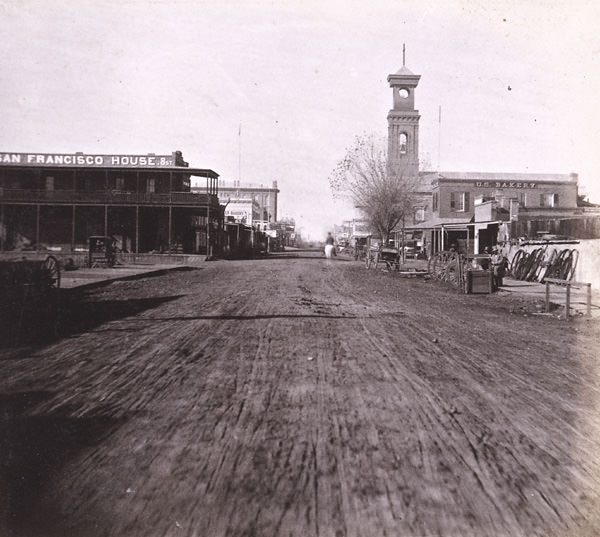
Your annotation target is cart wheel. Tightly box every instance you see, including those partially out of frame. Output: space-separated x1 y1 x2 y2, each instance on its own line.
431 253 443 279
43 255 61 289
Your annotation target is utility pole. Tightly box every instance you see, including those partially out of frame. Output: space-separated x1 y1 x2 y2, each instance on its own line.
438 105 442 171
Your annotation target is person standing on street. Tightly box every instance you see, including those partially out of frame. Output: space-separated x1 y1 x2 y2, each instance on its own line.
324 232 335 259
491 247 506 289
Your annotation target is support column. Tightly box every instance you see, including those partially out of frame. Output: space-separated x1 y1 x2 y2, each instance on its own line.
0 204 4 252
206 203 211 258
71 205 76 252
135 206 139 254
104 205 108 236
168 206 172 252
467 226 470 256
36 204 40 252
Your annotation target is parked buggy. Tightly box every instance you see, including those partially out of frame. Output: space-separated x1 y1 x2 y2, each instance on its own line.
88 236 117 268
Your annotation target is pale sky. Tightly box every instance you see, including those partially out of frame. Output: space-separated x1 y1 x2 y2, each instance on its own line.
1 0 599 240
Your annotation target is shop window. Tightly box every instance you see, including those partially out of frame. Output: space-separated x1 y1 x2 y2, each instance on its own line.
518 192 527 207
147 178 155 193
45 176 54 191
413 207 425 223
399 132 407 154
433 192 438 211
450 192 469 212
540 193 559 207
115 177 125 190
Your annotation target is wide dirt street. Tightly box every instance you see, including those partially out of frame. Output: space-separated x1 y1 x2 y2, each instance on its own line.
2 252 600 537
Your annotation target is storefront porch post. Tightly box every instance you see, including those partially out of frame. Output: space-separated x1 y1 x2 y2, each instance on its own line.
36 204 40 252
168 206 172 252
207 203 211 258
71 205 76 252
0 204 4 252
135 205 139 254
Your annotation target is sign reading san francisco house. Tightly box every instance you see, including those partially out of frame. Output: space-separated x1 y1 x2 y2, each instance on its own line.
0 152 177 167
475 181 538 189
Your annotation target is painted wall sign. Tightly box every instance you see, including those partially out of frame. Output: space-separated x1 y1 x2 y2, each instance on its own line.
475 181 538 189
0 152 178 167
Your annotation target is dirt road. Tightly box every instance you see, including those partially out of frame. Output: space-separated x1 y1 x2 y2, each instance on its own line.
2 252 599 537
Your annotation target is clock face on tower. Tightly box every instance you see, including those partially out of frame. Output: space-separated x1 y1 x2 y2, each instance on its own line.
398 88 409 98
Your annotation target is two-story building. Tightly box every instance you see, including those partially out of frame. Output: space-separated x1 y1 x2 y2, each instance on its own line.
0 150 220 255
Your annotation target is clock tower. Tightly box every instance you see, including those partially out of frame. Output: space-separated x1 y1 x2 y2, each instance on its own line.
387 46 420 178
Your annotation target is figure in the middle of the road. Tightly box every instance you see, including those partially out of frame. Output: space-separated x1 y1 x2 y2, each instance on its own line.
324 232 335 259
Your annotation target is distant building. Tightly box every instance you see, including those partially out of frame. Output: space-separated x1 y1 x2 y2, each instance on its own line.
223 198 261 226
193 180 279 225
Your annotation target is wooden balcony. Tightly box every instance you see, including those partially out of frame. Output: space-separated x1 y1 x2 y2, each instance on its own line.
0 188 219 207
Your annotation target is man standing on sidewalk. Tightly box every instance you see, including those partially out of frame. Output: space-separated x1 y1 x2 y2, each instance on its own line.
491 247 506 289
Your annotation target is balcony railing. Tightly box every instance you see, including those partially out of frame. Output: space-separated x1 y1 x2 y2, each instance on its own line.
0 188 218 206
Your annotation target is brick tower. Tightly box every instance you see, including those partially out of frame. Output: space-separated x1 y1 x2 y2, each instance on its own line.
387 46 421 178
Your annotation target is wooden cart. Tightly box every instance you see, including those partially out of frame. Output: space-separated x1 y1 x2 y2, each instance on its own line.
365 238 402 271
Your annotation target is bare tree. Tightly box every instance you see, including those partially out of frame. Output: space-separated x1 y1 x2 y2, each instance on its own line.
329 133 418 243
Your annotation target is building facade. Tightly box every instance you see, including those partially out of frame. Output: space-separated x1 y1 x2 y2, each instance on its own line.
194 180 279 227
223 198 261 226
0 151 220 255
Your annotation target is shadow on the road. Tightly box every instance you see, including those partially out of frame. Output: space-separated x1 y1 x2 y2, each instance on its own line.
59 293 185 336
0 293 184 351
144 313 358 321
0 390 125 536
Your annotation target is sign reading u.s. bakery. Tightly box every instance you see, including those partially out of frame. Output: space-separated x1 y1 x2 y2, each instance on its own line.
0 152 177 167
475 181 538 189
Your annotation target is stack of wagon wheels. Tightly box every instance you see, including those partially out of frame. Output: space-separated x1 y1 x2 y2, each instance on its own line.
0 255 61 347
509 247 579 283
